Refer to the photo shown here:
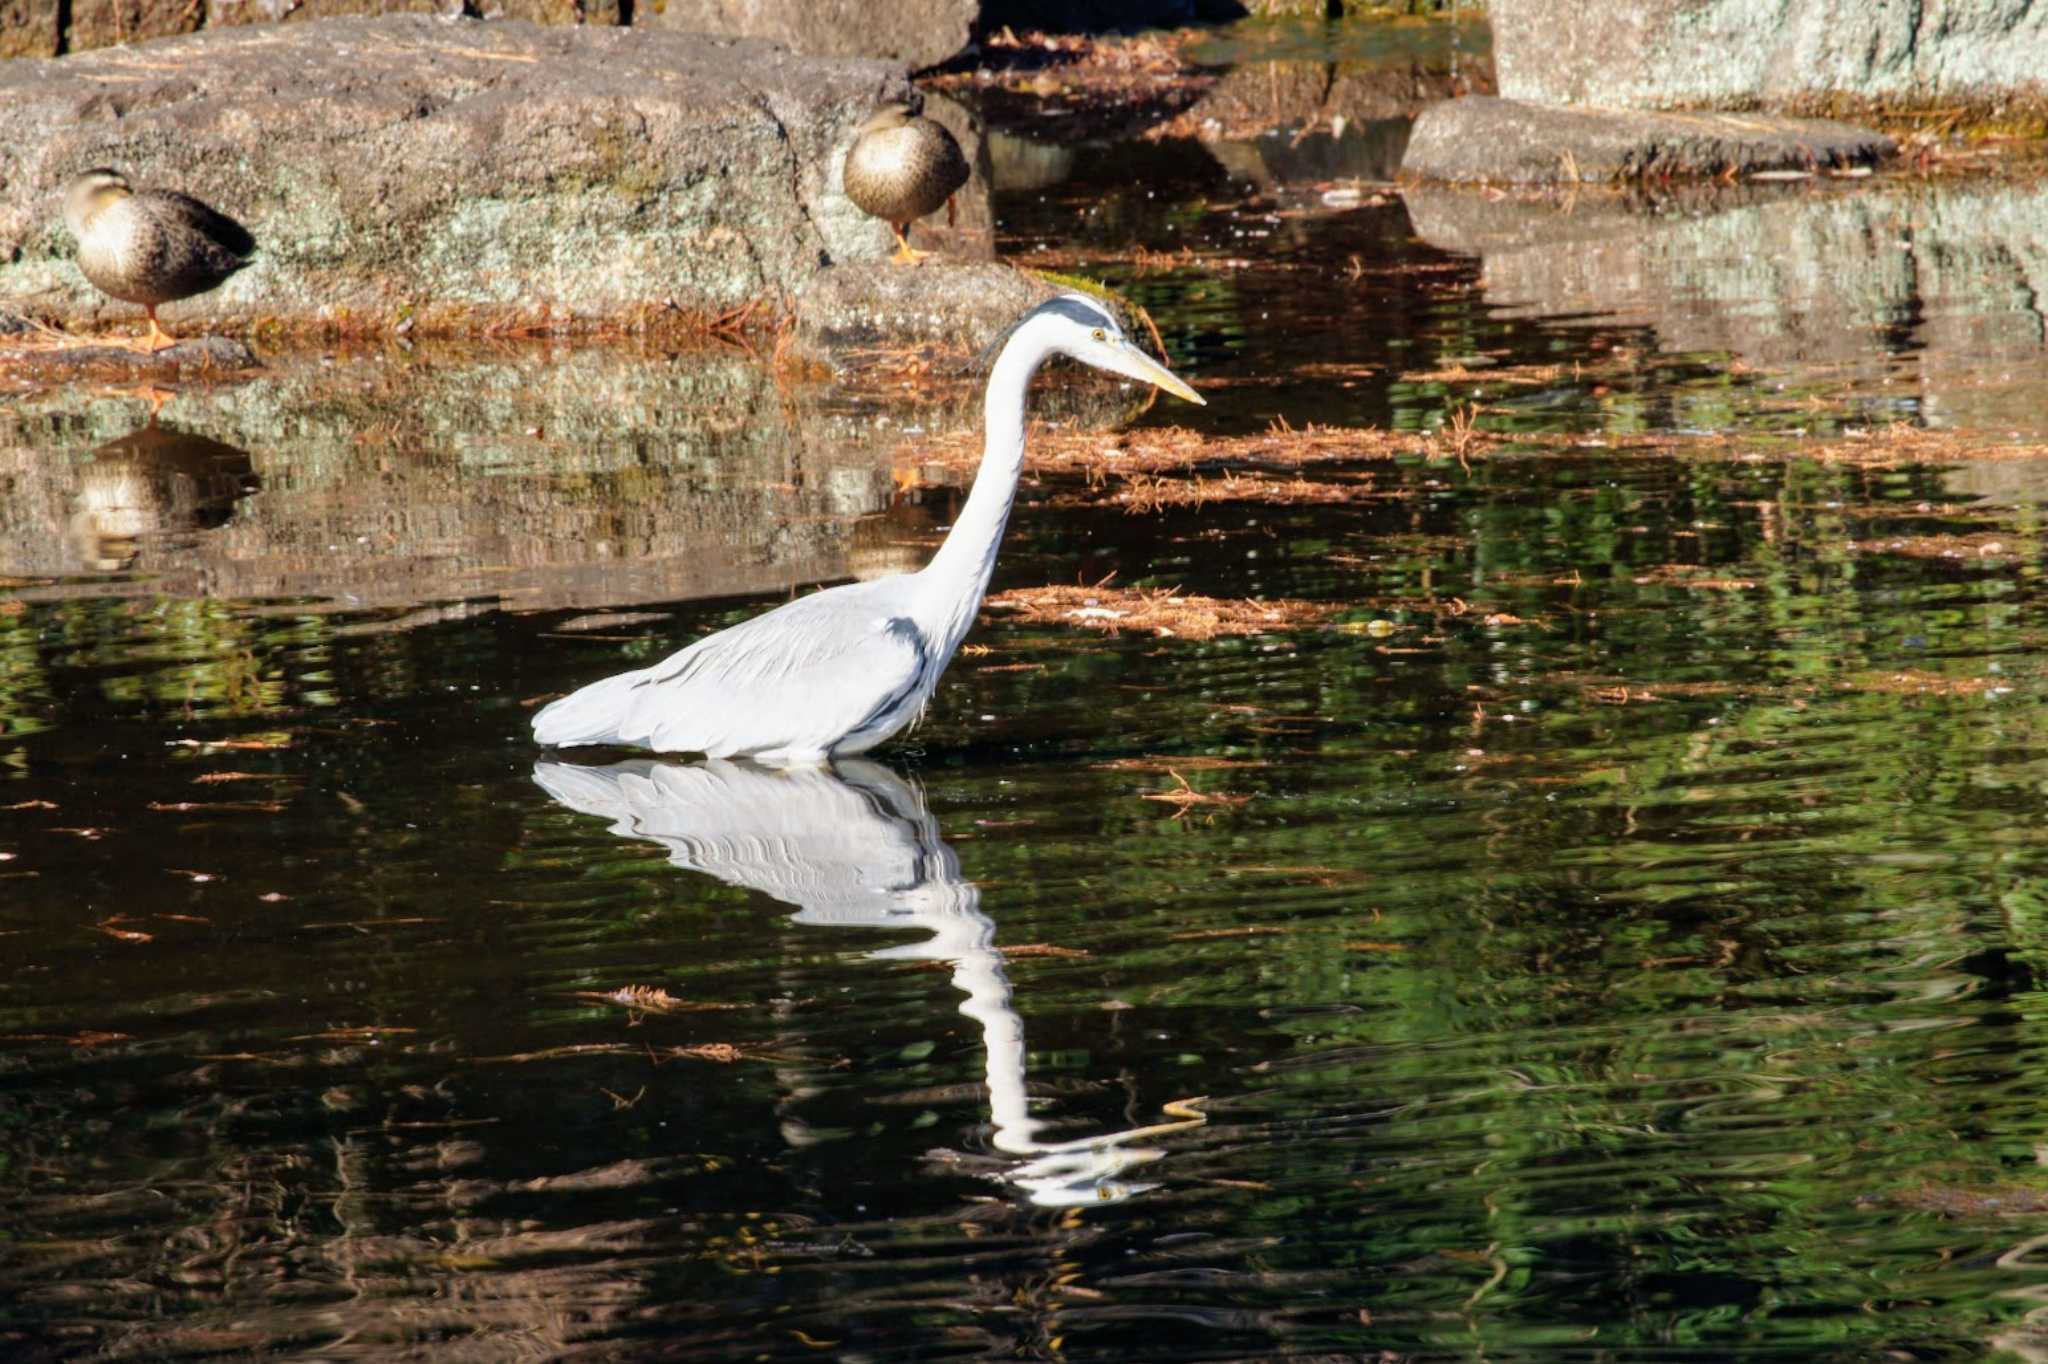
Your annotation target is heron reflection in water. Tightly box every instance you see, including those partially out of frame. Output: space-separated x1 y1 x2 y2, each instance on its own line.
532 757 1204 1207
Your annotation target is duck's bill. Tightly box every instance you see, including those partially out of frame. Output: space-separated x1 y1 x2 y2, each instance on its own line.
1107 341 1207 406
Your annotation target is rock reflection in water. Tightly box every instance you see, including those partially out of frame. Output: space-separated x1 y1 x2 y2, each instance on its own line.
1404 177 2048 434
532 757 1198 1207
1207 116 1411 192
2 343 1150 616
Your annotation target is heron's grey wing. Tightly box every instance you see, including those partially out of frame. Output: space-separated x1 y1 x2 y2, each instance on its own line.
611 581 932 757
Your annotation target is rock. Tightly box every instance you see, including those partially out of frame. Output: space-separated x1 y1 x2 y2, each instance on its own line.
69 0 206 50
203 0 444 28
39 0 625 55
215 0 626 21
792 262 1059 361
0 17 912 337
0 336 259 384
1488 0 2048 113
638 0 976 69
0 0 58 59
498 0 623 22
1400 96 1893 183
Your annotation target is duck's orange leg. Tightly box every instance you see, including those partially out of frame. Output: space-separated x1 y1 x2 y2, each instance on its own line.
142 305 176 353
889 223 931 265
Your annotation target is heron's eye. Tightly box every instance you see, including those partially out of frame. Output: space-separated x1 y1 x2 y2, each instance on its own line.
1091 328 1105 341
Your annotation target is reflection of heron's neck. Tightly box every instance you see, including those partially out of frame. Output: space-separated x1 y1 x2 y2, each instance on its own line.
865 872 1043 1155
934 905 1042 1154
925 904 1171 1206
916 333 1039 657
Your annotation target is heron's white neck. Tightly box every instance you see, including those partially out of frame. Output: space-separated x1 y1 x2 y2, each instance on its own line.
916 329 1046 653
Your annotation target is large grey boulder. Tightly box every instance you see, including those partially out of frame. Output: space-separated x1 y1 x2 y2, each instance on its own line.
0 16 912 336
1403 96 1892 183
1487 0 2048 112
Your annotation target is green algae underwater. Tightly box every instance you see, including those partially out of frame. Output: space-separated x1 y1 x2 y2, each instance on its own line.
10 47 2048 1364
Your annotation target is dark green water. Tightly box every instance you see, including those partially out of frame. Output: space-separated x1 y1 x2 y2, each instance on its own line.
10 43 2048 1363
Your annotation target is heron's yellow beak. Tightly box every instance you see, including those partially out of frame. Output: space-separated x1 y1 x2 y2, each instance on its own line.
1103 339 1206 406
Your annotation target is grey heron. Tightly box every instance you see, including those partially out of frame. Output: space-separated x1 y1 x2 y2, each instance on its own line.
531 292 1204 764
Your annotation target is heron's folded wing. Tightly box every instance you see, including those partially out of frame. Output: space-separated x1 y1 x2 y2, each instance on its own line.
622 592 931 755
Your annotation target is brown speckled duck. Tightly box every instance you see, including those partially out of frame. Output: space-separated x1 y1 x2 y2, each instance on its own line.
842 102 970 265
63 168 256 352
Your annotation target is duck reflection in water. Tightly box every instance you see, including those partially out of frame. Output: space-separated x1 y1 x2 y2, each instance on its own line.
531 756 1203 1207
68 420 259 572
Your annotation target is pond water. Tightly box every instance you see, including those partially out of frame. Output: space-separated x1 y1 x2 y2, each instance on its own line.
10 23 2048 1364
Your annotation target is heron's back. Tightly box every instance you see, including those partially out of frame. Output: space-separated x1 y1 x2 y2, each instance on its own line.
531 575 942 762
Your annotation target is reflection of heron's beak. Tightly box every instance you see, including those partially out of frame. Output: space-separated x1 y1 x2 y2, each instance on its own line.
1102 340 1206 406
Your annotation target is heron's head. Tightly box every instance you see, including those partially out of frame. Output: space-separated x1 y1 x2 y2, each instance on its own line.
1000 292 1205 406
64 168 131 237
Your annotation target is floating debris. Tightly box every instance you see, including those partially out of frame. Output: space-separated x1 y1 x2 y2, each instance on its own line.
1139 771 1251 818
1874 1182 2048 1217
1838 669 2001 697
573 986 746 1015
1094 755 1267 773
1849 532 2017 559
94 917 153 943
986 582 1335 639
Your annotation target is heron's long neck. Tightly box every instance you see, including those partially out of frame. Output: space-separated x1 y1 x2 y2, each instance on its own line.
917 337 1040 651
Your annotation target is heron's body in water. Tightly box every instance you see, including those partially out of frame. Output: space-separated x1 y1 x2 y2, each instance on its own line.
842 101 970 264
63 169 256 353
531 293 1203 765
